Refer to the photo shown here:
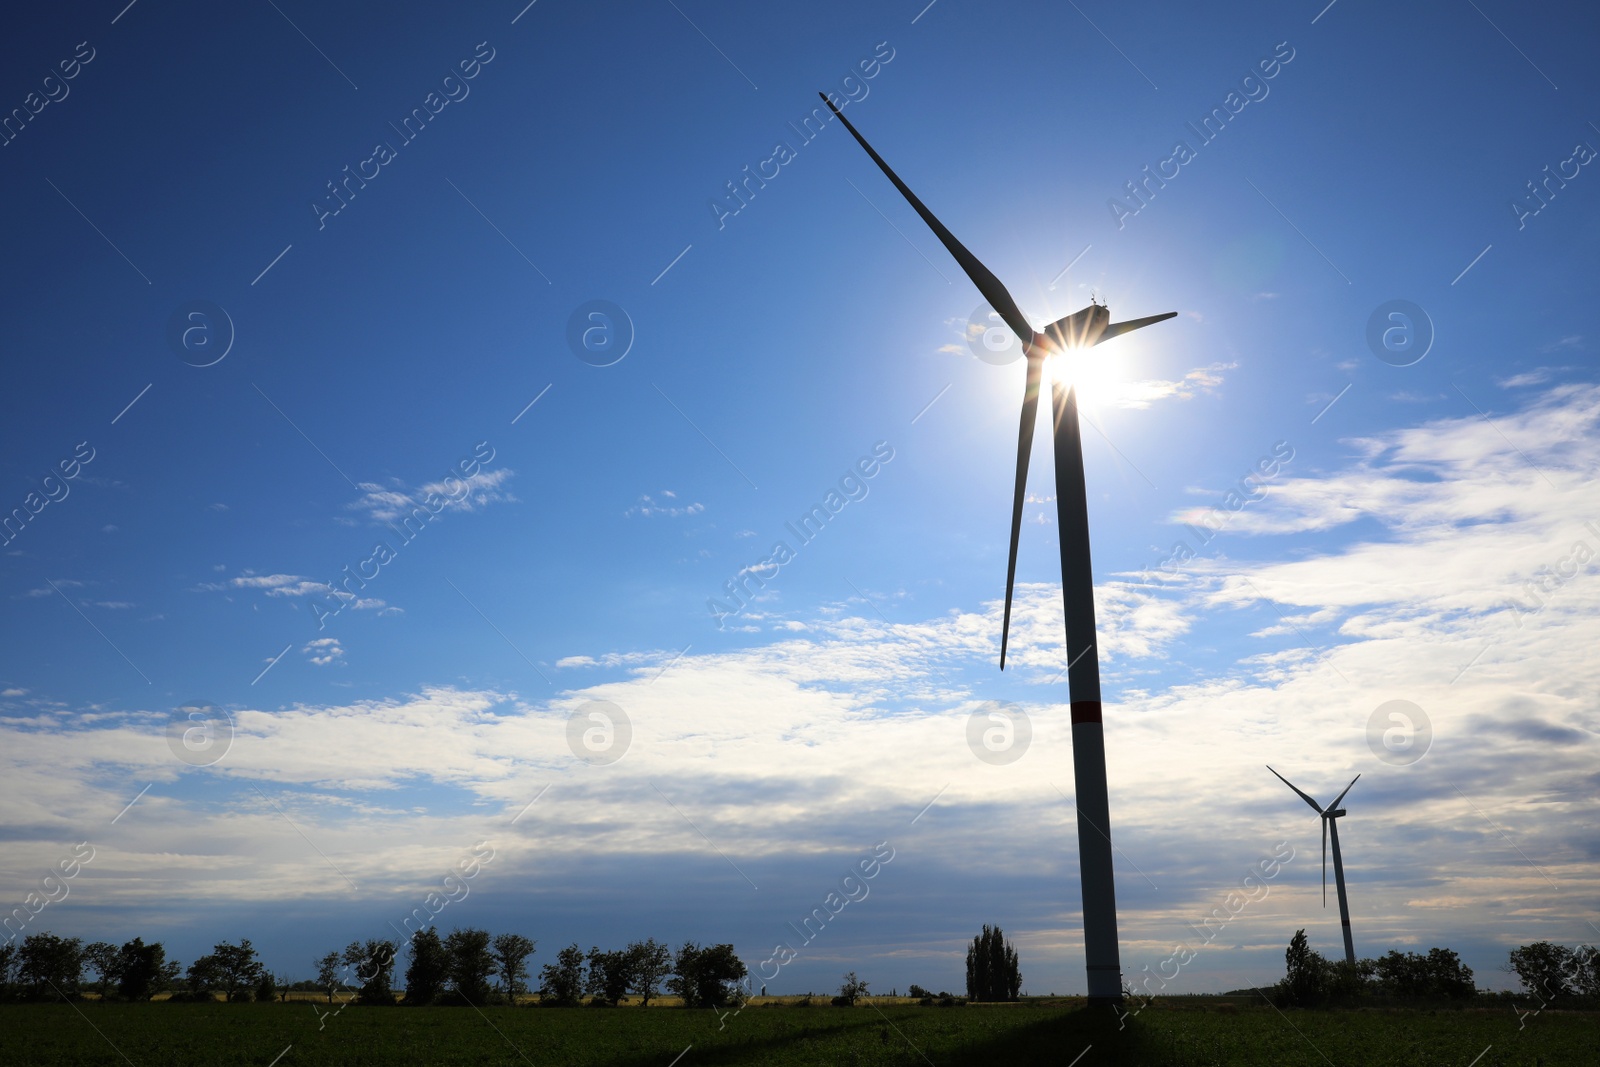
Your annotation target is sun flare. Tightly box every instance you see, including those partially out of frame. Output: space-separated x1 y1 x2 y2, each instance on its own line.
1044 345 1126 411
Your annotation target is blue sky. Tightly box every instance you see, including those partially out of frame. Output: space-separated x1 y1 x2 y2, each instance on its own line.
3 0 1599 1003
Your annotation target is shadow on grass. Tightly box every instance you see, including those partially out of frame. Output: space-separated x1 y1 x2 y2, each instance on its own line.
601 1004 1150 1067
930 1004 1150 1067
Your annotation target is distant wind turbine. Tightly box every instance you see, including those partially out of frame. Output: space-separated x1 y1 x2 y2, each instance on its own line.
823 93 1176 1007
1268 766 1360 967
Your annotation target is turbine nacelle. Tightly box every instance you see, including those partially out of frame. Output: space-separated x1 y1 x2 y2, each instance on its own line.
1029 303 1113 355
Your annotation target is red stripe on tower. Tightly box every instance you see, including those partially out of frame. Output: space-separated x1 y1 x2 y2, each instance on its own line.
1071 701 1102 725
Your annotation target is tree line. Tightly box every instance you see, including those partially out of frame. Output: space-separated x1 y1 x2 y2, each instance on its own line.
0 930 748 1008
1276 930 1600 1007
1 923 1021 1008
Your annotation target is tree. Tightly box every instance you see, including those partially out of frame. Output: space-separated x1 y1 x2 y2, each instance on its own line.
1424 948 1475 999
965 925 1020 1002
255 971 277 1003
539 943 586 1006
1282 929 1329 1007
0 940 17 998
492 934 536 1004
669 942 748 1009
443 928 495 1005
907 984 933 999
115 939 178 1001
1373 949 1427 996
1324 957 1367 1002
837 971 869 1006
82 942 119 998
403 929 449 1006
627 939 672 1006
584 947 634 1006
1371 948 1475 999
17 933 84 1000
188 940 264 1003
343 940 397 1005
1509 942 1575 1003
1573 944 1600 997
185 956 220 1000
315 951 343 1004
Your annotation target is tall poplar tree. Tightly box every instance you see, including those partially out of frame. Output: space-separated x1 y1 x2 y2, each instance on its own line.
965 925 1021 1001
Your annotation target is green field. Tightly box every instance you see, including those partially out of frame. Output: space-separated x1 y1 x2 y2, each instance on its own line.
0 999 1593 1066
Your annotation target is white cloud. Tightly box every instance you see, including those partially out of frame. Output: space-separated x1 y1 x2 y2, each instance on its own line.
1499 369 1553 388
1211 383 1599 544
1111 362 1236 409
303 637 345 666
7 385 1599 990
231 574 332 598
555 651 663 670
348 468 517 525
627 493 706 518
204 571 390 612
22 580 83 598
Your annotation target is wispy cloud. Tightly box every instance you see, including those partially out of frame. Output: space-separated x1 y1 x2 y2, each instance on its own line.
230 573 333 598
1499 368 1553 388
203 571 389 612
626 493 706 518
21 580 84 598
348 468 517 525
1113 362 1236 409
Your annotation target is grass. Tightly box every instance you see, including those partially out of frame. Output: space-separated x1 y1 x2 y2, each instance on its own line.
0 997 1593 1066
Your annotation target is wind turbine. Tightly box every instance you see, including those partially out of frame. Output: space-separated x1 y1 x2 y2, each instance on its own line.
1268 766 1360 967
822 94 1176 1006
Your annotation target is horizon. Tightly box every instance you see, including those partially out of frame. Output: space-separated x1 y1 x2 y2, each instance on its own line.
3 0 1599 1001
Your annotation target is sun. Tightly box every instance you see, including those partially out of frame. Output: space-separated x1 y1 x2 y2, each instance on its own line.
1043 344 1127 412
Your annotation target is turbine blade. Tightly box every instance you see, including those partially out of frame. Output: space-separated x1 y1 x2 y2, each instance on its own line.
1328 773 1361 812
1000 356 1044 670
1095 311 1178 345
1267 766 1324 814
1321 817 1329 907
820 93 1036 351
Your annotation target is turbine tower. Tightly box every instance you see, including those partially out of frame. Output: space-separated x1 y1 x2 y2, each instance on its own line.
1268 766 1360 967
822 93 1176 1006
